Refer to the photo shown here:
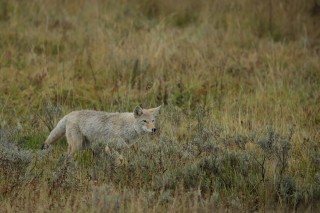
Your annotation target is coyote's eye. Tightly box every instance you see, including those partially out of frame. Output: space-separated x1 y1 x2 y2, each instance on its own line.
152 120 155 122
143 120 147 123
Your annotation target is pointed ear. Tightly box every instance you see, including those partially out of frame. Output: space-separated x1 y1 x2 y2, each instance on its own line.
152 105 161 117
134 106 143 118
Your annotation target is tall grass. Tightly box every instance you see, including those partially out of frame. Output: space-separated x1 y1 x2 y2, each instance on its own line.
0 0 319 212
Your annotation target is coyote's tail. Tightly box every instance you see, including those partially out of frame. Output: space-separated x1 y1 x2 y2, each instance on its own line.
42 116 68 148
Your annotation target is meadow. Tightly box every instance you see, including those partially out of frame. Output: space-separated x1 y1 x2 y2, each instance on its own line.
0 0 320 212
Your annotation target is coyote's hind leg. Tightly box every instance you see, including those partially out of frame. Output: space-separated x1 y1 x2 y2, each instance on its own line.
66 125 84 157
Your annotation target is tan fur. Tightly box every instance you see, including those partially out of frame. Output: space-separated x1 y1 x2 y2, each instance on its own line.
44 106 161 156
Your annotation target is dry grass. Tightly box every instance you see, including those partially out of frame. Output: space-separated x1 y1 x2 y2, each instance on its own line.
0 0 320 212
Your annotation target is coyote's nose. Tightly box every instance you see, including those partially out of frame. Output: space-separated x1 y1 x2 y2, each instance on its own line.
152 128 157 133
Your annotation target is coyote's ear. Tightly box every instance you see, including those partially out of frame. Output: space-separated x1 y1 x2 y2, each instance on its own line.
153 105 161 117
134 106 143 118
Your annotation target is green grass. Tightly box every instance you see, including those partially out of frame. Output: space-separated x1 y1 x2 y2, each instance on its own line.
1 0 320 212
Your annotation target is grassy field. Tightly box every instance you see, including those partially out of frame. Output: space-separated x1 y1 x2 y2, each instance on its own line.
0 0 320 212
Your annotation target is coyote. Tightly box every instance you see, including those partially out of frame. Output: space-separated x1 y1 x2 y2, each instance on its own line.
43 106 161 157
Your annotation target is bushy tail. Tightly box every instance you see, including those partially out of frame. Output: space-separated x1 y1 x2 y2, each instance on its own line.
43 116 68 148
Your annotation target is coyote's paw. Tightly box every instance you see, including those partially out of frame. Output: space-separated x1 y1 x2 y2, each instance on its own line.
105 145 112 155
115 154 127 167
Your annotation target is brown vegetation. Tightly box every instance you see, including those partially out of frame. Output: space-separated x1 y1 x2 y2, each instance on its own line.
0 0 319 212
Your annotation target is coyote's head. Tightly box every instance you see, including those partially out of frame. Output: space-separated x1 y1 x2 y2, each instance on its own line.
133 106 161 134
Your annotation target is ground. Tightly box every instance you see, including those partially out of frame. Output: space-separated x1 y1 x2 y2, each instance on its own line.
0 0 320 212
